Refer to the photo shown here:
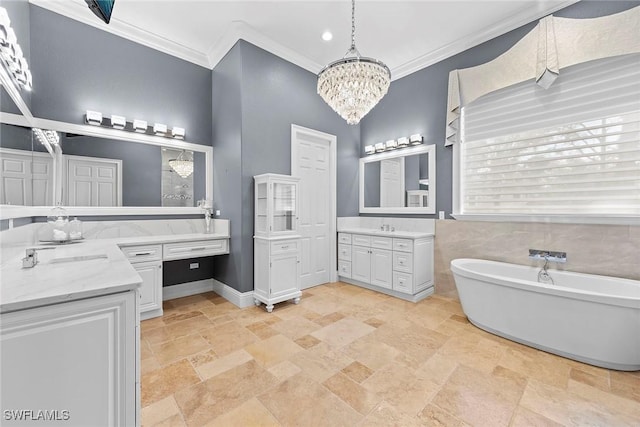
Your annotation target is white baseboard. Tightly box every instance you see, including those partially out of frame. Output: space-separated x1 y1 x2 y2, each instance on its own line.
162 279 215 301
162 278 255 308
211 279 255 308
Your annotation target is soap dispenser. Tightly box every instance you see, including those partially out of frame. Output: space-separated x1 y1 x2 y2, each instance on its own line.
69 217 83 240
47 205 69 242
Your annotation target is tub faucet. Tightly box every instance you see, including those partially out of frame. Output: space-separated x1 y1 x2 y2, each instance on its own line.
537 256 555 285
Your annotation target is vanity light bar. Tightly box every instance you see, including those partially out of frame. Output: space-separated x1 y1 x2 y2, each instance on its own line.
111 115 126 130
0 7 32 91
153 123 167 136
409 134 423 145
365 134 424 155
133 119 147 133
171 127 185 139
83 110 186 139
85 110 103 126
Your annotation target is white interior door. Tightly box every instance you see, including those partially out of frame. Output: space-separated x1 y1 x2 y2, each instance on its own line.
0 148 52 205
66 155 122 206
291 125 337 289
380 157 405 207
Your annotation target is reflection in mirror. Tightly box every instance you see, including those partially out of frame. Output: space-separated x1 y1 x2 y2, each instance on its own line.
0 123 205 207
363 153 430 208
359 144 436 214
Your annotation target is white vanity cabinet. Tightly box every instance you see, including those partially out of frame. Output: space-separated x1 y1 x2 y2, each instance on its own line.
0 291 138 426
351 235 393 289
253 174 302 312
121 243 163 320
338 231 434 302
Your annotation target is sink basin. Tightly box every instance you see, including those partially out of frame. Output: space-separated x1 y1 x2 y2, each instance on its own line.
50 254 108 264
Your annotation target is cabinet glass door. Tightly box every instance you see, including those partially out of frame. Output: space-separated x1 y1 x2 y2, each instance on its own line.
256 182 268 234
272 182 296 232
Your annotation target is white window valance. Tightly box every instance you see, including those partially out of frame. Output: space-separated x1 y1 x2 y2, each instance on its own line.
446 6 640 147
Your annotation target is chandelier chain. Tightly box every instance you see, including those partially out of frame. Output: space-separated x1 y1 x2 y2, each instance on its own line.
351 0 356 50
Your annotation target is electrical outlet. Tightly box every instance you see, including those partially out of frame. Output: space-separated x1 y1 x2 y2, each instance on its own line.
215 210 221 216
439 211 445 220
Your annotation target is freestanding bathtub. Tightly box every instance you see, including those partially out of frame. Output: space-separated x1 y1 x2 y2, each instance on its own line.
451 258 640 371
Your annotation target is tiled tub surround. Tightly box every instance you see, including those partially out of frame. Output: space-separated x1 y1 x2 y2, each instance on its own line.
435 220 640 298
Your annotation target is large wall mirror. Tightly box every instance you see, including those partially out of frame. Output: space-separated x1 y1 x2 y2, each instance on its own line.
0 113 213 219
359 144 436 214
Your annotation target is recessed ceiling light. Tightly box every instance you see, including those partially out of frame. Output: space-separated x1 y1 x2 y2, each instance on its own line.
321 31 333 41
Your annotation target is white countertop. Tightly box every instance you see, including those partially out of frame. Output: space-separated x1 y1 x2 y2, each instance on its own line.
338 227 434 239
0 232 230 314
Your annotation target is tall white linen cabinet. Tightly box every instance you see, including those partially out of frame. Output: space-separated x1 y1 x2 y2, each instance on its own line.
253 173 302 312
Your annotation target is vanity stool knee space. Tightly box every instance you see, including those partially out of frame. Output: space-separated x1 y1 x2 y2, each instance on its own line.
253 174 302 312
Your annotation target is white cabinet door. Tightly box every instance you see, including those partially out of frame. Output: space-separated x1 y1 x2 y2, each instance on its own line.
351 246 371 283
0 291 137 426
370 248 392 289
269 252 299 298
134 260 163 319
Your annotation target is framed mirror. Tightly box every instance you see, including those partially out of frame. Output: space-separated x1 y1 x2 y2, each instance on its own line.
0 112 213 219
359 144 436 214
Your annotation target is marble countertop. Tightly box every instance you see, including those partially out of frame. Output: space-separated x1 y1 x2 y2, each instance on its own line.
0 232 230 314
337 227 434 239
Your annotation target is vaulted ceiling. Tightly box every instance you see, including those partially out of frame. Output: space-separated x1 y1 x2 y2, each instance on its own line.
31 0 578 80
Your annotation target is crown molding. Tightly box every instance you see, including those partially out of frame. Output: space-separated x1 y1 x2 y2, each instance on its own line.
206 21 323 74
29 0 211 68
29 0 581 78
391 0 581 80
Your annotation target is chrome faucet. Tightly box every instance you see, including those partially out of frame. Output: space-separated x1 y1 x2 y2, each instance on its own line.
22 247 56 268
529 249 567 285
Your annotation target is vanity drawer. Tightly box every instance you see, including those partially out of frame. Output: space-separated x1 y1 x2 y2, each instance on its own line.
121 244 163 263
338 260 352 278
352 234 371 247
338 233 352 244
163 239 228 260
393 251 413 273
338 244 352 261
393 238 413 253
371 236 392 250
393 271 413 294
270 239 298 255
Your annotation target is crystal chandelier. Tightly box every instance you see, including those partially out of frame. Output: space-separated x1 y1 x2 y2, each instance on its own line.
317 0 390 125
168 150 194 179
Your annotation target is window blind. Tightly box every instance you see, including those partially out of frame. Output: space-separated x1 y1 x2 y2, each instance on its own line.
460 54 640 215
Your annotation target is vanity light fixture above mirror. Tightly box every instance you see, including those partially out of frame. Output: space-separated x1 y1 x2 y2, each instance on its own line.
85 110 185 140
0 7 32 91
365 133 423 155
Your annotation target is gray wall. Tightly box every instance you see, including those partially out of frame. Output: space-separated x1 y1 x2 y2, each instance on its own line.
359 0 640 218
211 40 361 293
0 123 31 150
0 0 31 112
29 4 212 146
210 43 244 293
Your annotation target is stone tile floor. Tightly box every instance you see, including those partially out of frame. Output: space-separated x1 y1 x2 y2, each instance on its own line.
140 282 640 426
